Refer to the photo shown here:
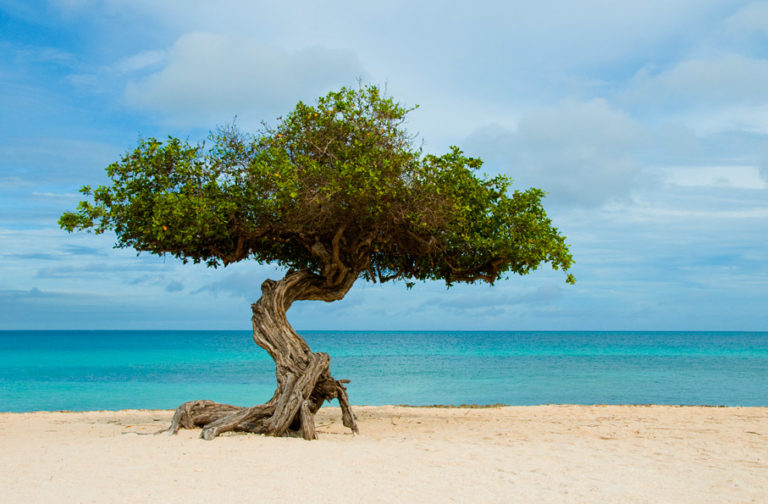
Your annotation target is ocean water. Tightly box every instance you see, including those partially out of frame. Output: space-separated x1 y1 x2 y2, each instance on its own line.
0 330 766 412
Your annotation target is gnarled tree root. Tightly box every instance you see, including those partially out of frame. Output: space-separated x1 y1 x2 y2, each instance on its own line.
163 271 361 441
162 352 358 440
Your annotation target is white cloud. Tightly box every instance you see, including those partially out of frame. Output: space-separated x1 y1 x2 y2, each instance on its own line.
32 191 80 198
625 54 768 109
64 50 166 94
0 137 120 182
0 176 33 188
50 0 734 67
123 32 366 127
6 0 768 331
618 54 768 138
724 1 768 37
659 165 768 189
465 100 646 207
759 141 768 181
114 50 165 74
681 104 768 135
8 44 75 65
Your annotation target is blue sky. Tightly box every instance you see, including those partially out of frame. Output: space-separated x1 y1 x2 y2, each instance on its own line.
1 0 767 330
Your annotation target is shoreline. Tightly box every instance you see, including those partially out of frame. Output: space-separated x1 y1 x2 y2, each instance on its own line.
1 405 766 503
4 401 760 414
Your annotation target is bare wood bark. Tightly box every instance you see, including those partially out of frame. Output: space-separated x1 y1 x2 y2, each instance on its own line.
299 400 317 440
336 380 359 434
165 400 242 435
163 269 359 440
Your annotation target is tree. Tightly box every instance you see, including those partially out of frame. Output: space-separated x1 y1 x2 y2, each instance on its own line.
60 85 574 440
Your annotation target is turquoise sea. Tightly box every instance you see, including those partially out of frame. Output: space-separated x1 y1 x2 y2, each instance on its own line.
1 331 767 412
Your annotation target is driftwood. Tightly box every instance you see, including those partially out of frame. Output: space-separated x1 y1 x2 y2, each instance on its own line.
163 270 358 440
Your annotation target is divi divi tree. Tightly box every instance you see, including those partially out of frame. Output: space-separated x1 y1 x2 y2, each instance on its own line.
60 85 574 440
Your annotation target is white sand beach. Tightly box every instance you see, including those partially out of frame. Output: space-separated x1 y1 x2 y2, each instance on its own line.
1 405 766 503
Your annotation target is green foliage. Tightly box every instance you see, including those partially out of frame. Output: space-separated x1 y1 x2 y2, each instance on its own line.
60 85 574 286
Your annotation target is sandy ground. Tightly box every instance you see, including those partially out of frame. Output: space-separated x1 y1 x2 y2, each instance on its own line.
0 405 766 503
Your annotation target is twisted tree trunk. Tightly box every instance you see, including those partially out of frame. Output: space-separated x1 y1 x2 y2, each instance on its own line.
163 270 358 440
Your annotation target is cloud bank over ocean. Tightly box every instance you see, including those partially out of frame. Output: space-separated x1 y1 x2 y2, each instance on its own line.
1 0 767 330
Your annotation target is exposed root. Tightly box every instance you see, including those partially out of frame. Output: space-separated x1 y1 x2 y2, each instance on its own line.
336 379 359 434
164 271 360 440
163 354 358 440
165 377 358 440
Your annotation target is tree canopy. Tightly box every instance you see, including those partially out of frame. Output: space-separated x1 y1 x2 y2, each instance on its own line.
60 85 574 289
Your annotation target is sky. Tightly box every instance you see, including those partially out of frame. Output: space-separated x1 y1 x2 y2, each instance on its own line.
1 0 767 331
